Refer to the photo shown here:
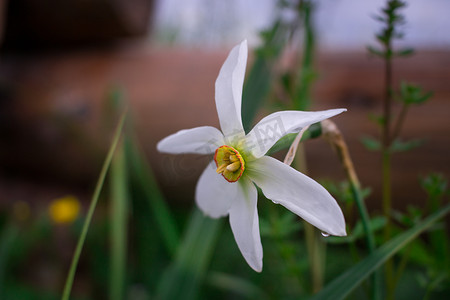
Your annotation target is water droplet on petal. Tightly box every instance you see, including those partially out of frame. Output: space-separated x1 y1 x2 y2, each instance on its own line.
272 200 279 205
321 232 330 237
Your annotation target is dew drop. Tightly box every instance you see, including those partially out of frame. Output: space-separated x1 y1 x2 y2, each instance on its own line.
272 200 279 205
321 232 330 237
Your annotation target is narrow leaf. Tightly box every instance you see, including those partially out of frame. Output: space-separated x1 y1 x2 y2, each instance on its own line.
390 138 423 152
400 82 433 105
124 138 180 256
368 113 385 126
310 203 450 300
109 143 129 300
156 209 222 300
242 58 273 132
367 45 385 57
61 110 127 300
242 20 287 132
396 48 414 57
360 136 382 151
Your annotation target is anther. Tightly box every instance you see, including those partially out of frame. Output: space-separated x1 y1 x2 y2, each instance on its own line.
229 154 238 162
216 164 228 174
226 161 241 172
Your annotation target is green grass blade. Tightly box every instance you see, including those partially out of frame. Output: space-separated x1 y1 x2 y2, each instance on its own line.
241 21 287 132
156 209 222 300
124 138 179 256
350 181 382 300
109 143 129 300
61 110 127 300
293 0 316 111
310 203 450 300
242 56 273 132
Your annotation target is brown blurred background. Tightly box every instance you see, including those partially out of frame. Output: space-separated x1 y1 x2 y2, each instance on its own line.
0 0 449 214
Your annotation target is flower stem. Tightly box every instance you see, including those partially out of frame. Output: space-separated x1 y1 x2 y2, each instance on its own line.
382 149 394 299
291 143 325 293
322 120 381 300
305 222 325 293
109 143 129 300
383 45 392 149
294 0 315 111
382 38 395 300
298 2 325 292
391 102 409 142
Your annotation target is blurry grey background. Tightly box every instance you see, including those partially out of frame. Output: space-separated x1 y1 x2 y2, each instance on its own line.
153 0 450 49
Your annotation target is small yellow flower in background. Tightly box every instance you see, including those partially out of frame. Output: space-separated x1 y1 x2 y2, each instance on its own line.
49 195 81 224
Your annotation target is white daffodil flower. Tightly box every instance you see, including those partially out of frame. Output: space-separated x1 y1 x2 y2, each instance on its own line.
157 40 346 272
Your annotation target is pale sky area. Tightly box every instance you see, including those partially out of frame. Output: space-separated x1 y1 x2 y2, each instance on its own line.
153 0 450 50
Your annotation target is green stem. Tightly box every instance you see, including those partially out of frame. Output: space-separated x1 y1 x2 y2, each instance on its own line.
349 181 375 253
322 120 381 300
383 143 394 300
296 2 324 291
287 1 323 293
383 48 392 148
382 33 394 300
373 2 411 298
294 144 324 292
351 182 382 300
109 143 129 300
61 110 127 300
305 223 324 293
294 0 315 110
391 103 409 142
382 151 392 232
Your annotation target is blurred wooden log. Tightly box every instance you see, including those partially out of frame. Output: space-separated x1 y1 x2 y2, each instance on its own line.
0 43 449 211
2 0 153 50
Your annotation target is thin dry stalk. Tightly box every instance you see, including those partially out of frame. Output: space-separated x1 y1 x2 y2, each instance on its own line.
283 125 310 166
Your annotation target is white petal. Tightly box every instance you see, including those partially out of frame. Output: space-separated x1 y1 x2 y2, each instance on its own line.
157 126 224 154
247 156 346 236
229 177 263 272
215 40 247 138
195 162 238 218
245 109 346 158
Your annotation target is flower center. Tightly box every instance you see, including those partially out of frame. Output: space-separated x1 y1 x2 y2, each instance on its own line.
214 145 245 182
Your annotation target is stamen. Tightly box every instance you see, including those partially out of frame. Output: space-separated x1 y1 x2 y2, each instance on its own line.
216 163 228 174
226 161 241 172
214 145 245 182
